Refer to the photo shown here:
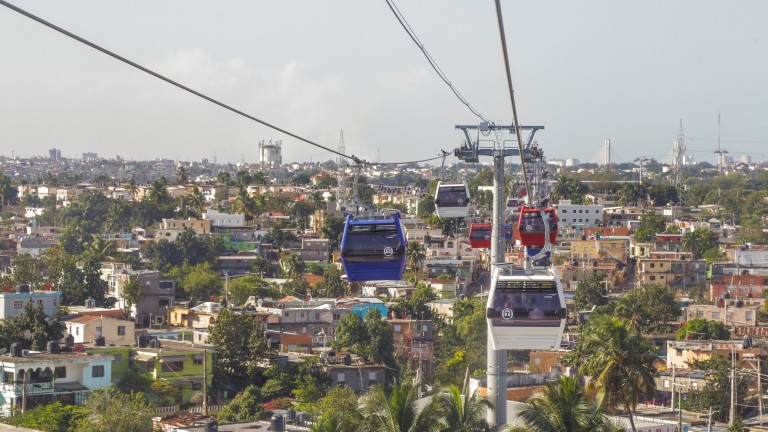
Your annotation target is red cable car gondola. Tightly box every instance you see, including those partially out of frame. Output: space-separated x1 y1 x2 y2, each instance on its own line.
468 223 492 249
517 206 558 247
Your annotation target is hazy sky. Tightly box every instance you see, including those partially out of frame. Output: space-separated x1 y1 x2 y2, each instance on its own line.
1 1 767 166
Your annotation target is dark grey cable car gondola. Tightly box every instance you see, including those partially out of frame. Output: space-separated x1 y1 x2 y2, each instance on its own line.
434 181 470 218
486 266 567 350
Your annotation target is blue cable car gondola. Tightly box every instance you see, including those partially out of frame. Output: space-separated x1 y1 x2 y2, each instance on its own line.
341 213 406 281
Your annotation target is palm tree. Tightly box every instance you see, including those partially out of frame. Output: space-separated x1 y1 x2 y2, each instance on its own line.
362 379 444 432
188 185 206 215
147 179 171 208
85 234 118 262
575 318 657 432
282 253 306 280
434 385 492 432
175 166 189 185
123 178 139 200
506 376 617 432
552 174 573 201
682 229 717 260
406 241 425 274
233 188 260 221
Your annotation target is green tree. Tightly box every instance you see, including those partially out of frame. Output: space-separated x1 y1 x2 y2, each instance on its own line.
634 213 666 242
573 272 607 311
11 253 45 289
310 385 363 426
208 309 273 385
6 401 86 432
233 187 260 221
75 387 154 432
434 299 486 385
175 166 189 185
363 309 397 370
676 318 730 341
333 313 367 354
227 275 280 306
362 379 444 432
682 229 718 260
507 376 617 432
683 356 750 422
728 416 748 432
315 265 349 298
282 253 306 280
122 277 145 316
435 385 492 432
612 283 681 332
188 185 206 215
150 380 181 406
176 263 221 302
567 317 657 432
389 284 437 320
4 301 66 351
321 215 346 249
218 385 267 423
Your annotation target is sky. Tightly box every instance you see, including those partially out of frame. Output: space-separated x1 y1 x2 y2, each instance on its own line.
1 1 767 166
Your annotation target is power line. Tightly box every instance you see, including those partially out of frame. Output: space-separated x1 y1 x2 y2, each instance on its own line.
384 0 489 122
0 0 364 164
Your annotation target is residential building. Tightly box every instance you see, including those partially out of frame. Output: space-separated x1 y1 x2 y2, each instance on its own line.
666 340 766 370
686 303 760 327
602 206 644 228
556 200 603 228
636 252 706 288
133 340 215 404
16 235 56 257
570 238 629 263
203 209 246 227
324 363 387 393
161 218 212 235
167 302 222 329
294 238 330 262
389 319 434 376
109 270 175 325
63 314 135 345
0 285 61 320
0 349 113 415
709 269 768 300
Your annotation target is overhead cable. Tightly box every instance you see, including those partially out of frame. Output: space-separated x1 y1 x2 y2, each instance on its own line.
493 0 532 201
0 0 363 164
384 0 489 123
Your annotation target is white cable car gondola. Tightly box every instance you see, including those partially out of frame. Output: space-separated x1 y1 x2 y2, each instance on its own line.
486 266 566 350
434 181 470 218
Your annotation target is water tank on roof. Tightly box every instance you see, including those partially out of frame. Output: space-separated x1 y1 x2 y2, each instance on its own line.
65 334 75 348
85 298 96 308
723 292 731 299
270 415 284 431
743 336 753 349
10 342 22 358
203 420 218 432
735 300 744 308
287 408 296 421
16 284 30 294
94 336 106 346
342 354 352 366
137 335 148 348
47 341 60 354
149 337 161 349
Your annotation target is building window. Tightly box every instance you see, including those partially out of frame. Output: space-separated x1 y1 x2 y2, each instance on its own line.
711 312 720 319
285 312 290 318
337 373 345 383
394 325 402 333
650 276 656 281
332 313 341 321
75 327 80 336
145 360 155 372
92 365 105 378
55 367 66 379
113 354 123 363
663 379 670 388
315 313 320 320
37 300 43 307
117 326 126 336
696 311 704 318
368 371 377 385
746 311 754 321
192 382 202 390
193 356 203 365
650 263 655 268
162 361 184 373
13 301 22 310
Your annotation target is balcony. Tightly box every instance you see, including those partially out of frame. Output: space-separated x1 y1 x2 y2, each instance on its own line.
0 381 54 395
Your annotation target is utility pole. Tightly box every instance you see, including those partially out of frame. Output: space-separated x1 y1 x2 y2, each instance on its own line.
203 349 208 416
730 345 736 425
21 370 28 414
707 407 714 432
633 157 649 185
671 365 676 411
759 359 764 427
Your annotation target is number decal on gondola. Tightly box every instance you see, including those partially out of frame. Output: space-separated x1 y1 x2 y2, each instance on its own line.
501 308 513 320
383 247 394 257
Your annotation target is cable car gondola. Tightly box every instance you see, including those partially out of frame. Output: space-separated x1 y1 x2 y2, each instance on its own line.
340 213 406 281
468 223 491 249
434 182 470 218
517 206 558 247
486 267 566 350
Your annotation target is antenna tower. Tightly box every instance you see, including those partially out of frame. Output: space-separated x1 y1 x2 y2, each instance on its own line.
604 138 611 170
672 120 686 188
714 112 728 175
335 130 351 211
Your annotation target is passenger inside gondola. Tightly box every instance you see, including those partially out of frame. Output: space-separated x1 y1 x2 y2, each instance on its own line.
488 290 562 326
435 186 467 207
470 227 491 240
342 225 404 262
